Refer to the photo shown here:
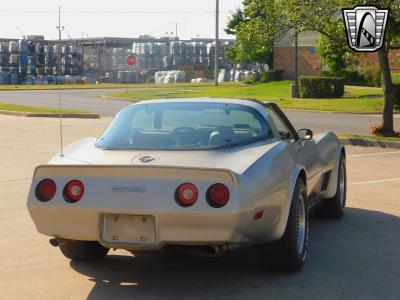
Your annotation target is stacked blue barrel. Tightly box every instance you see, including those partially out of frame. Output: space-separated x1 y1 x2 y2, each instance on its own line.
69 45 82 76
8 41 19 84
0 42 10 84
19 39 29 81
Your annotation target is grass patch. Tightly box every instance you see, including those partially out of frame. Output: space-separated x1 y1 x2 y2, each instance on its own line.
392 73 400 84
338 133 400 142
0 103 87 114
109 81 386 113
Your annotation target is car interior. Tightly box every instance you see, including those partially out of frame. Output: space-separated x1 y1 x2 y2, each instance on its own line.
124 125 260 148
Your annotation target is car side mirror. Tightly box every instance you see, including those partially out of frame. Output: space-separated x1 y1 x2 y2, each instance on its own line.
298 129 313 140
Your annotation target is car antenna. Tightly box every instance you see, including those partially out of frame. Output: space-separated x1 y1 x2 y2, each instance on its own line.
57 6 64 157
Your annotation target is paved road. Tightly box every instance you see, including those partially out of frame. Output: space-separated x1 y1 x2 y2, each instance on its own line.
0 88 399 134
0 88 130 116
0 115 399 299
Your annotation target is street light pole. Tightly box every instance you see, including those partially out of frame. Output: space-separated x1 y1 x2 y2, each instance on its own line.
291 29 299 98
214 0 219 86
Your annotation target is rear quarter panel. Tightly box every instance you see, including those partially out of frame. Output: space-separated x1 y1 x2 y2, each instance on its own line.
238 140 303 242
313 132 344 198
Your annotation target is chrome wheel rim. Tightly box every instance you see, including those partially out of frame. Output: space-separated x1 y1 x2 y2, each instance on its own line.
296 194 306 255
339 161 345 207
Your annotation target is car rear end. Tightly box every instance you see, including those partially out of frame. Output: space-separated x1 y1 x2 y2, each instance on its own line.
26 164 266 251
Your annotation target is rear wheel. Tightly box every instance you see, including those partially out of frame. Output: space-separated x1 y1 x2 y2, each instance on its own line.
258 178 309 272
59 240 109 261
316 154 346 219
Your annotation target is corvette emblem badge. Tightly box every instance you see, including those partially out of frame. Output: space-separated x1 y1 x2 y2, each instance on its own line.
139 155 156 163
132 154 160 164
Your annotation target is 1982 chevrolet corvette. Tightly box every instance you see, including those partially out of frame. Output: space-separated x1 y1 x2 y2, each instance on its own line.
27 98 346 272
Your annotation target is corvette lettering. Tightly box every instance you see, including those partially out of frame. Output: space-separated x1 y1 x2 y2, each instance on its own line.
112 186 147 193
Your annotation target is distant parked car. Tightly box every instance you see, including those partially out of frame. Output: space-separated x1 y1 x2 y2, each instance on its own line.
27 98 346 272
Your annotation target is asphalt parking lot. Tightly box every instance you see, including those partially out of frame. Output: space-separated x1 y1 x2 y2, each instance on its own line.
0 115 399 299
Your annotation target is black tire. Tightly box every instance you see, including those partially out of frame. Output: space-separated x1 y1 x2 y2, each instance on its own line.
59 240 109 261
316 154 346 219
258 178 309 272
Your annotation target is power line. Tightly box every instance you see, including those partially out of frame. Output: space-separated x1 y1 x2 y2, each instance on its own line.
0 9 232 14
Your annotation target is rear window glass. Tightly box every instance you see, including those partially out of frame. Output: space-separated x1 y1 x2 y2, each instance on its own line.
96 102 272 150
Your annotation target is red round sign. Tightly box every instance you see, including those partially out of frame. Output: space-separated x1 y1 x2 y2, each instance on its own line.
127 55 136 66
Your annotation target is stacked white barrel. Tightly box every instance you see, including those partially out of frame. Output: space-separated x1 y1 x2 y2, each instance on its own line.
132 41 232 73
155 70 186 84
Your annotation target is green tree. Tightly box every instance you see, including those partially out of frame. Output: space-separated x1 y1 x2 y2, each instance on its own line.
277 0 400 136
316 32 353 76
225 8 247 35
224 0 276 70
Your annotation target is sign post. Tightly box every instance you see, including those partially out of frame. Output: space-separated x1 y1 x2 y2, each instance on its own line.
126 55 137 92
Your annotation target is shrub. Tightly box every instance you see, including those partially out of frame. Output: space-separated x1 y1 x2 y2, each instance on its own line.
299 76 345 98
361 67 382 87
371 124 384 136
321 68 382 87
259 70 284 83
242 75 258 84
371 124 400 137
242 69 284 85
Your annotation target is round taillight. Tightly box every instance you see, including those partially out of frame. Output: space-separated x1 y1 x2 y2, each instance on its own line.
64 180 85 203
36 179 56 202
175 183 198 207
207 183 230 208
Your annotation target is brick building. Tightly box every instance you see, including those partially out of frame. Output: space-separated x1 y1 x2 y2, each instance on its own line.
273 29 400 79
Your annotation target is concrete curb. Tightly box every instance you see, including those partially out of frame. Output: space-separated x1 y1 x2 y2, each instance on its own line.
0 110 100 119
339 137 400 149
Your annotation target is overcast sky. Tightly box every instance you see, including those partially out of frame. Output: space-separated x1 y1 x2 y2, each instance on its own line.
0 0 243 40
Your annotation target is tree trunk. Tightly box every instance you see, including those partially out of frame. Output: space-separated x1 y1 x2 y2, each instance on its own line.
378 49 395 136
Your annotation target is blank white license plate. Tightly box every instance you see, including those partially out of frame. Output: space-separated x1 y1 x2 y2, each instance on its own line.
101 214 156 244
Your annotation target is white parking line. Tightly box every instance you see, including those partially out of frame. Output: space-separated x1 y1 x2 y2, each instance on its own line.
349 151 400 158
349 177 400 185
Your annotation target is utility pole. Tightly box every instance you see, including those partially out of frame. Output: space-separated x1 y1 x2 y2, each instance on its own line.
172 23 180 39
214 0 219 86
57 6 64 156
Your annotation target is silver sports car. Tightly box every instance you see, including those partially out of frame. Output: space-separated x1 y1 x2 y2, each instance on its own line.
27 98 346 272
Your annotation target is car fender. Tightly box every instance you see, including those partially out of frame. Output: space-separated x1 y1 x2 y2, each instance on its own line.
325 142 345 198
314 132 345 199
275 164 307 240
238 140 307 242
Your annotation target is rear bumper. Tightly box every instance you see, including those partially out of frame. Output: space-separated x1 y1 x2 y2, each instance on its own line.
27 165 288 250
27 204 283 250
